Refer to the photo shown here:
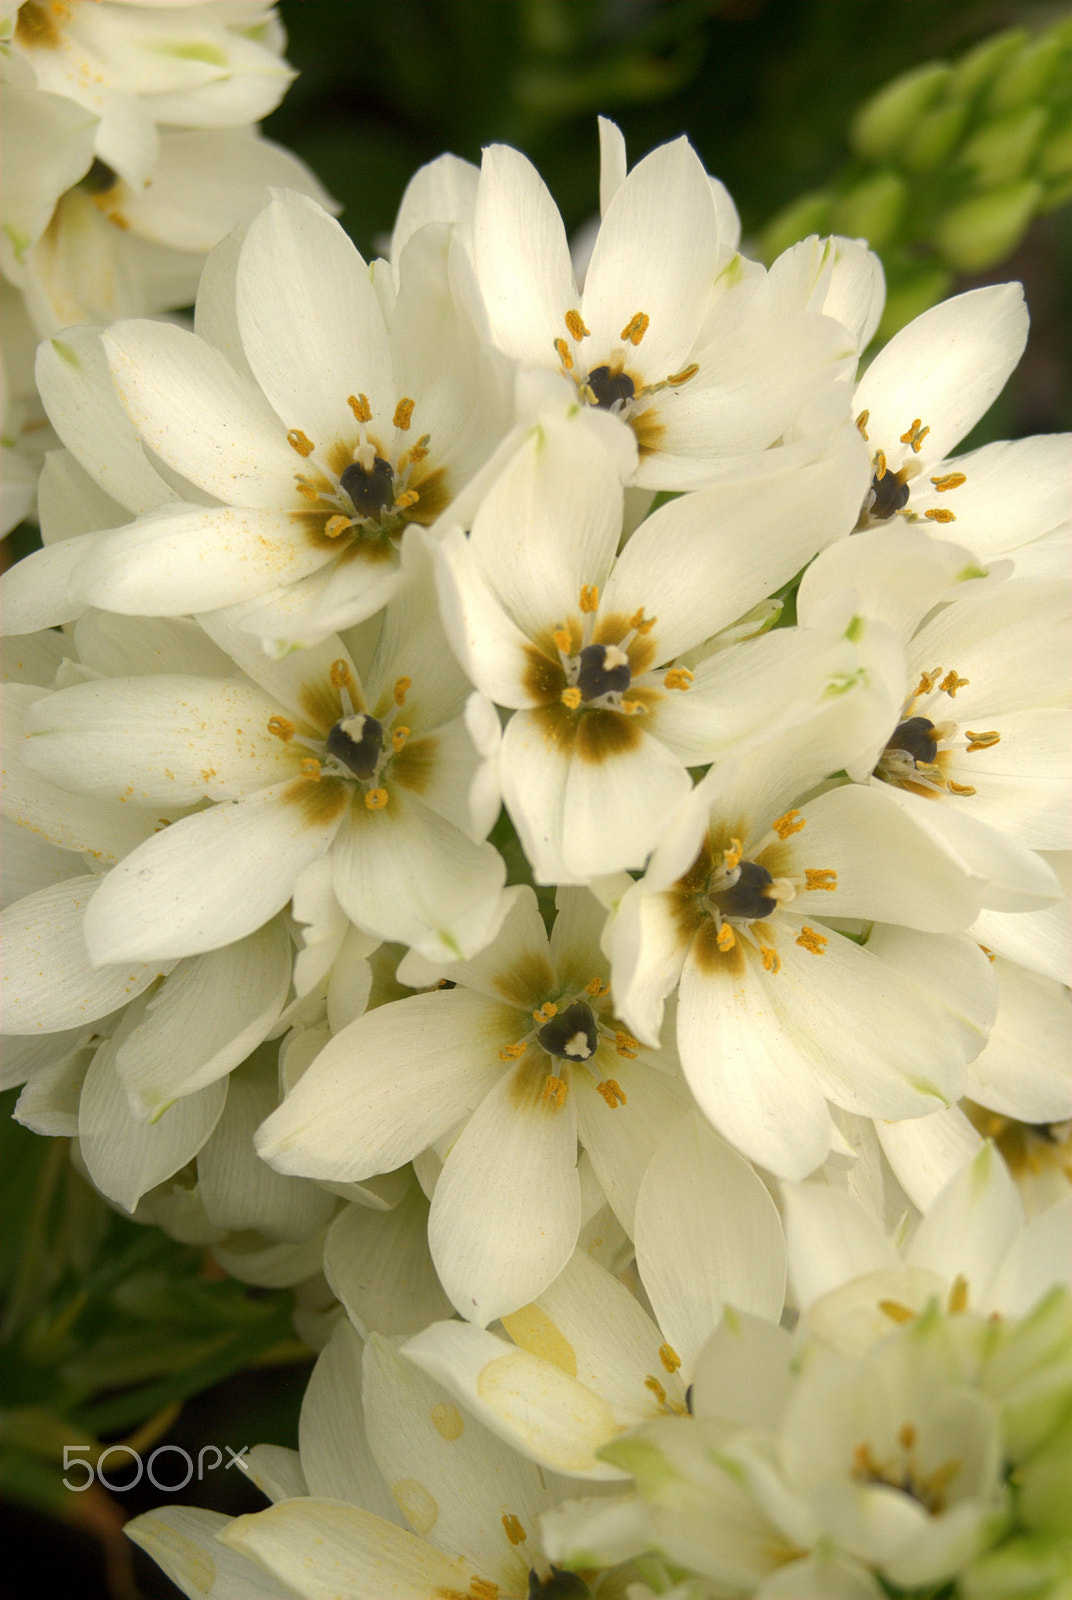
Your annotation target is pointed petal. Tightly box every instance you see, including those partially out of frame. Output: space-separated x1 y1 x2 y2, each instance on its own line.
474 143 577 363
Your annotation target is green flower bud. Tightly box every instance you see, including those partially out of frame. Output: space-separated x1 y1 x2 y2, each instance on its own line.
935 178 1043 271
851 62 950 162
950 28 1029 100
900 99 970 173
1038 118 1072 181
961 1537 1072 1600
830 171 906 249
960 104 1050 186
756 191 832 264
988 29 1069 114
1016 1429 1072 1536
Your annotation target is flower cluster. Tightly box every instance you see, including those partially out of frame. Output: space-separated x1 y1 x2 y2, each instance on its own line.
1 78 1069 1600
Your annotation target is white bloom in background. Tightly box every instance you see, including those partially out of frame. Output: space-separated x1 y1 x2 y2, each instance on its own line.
258 886 690 1325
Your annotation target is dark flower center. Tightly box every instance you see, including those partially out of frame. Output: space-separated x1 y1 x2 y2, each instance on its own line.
528 1569 591 1600
869 468 911 520
710 860 777 921
885 715 938 767
326 714 384 779
340 455 396 519
575 643 632 702
537 1000 599 1061
586 365 635 410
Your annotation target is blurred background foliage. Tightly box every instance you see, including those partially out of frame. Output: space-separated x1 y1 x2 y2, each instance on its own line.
2 1 1069 1595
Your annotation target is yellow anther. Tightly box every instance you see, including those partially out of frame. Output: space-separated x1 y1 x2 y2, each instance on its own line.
325 514 352 538
629 607 656 633
899 418 930 452
665 362 699 386
897 1421 918 1452
330 659 356 690
502 1514 527 1546
855 408 870 440
772 809 806 839
543 1075 568 1108
948 1274 969 1313
267 716 294 742
979 943 996 962
499 1042 528 1060
585 976 610 997
564 309 590 340
561 687 582 709
403 434 431 467
614 1030 639 1059
393 488 420 511
873 449 887 480
286 428 315 457
939 670 969 696
723 838 743 871
879 1298 916 1324
760 944 781 973
620 311 650 345
392 397 415 430
948 781 977 796
364 787 389 810
644 1375 668 1404
659 1342 681 1373
914 667 941 696
391 726 410 752
394 676 411 705
554 337 574 371
597 1078 627 1108
663 667 694 691
348 393 372 423
716 924 736 952
796 926 827 955
534 1001 558 1022
620 697 643 715
931 472 966 491
924 507 956 523
965 730 1000 751
299 757 322 780
296 480 321 503
579 584 599 613
804 869 837 891
552 627 573 655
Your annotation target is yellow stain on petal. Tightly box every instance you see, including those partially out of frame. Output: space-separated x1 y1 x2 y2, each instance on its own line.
391 1478 438 1536
501 1304 577 1377
14 2 63 48
430 1403 464 1440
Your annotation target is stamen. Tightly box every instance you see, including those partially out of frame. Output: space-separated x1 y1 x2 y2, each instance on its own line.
286 428 315 457
659 1343 681 1374
796 926 827 954
644 1375 667 1404
899 419 930 452
723 838 743 870
760 944 780 973
939 670 969 696
348 393 372 423
564 309 589 340
620 312 649 345
391 727 410 752
561 687 582 709
398 435 430 470
948 781 977 796
717 924 736 952
804 869 837 891
553 627 572 655
267 716 294 741
931 473 966 491
665 363 699 386
772 809 806 839
502 1514 527 1546
879 1299 916 1324
948 1274 969 1313
579 584 599 613
614 1030 638 1059
394 676 411 705
554 338 574 370
394 488 420 510
629 608 656 633
924 508 956 523
596 1079 627 1107
874 450 887 479
543 1075 568 1108
325 514 351 538
330 659 357 691
664 667 693 691
499 1042 528 1060
855 409 870 439
392 397 415 430
585 977 610 997
295 481 321 503
364 787 389 809
535 1002 558 1021
965 730 1000 750
914 667 941 696
300 757 321 780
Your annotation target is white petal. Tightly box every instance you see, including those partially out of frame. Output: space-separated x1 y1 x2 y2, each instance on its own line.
126 1506 297 1600
0 533 99 634
966 958 1072 1124
391 152 479 263
298 1320 403 1521
877 1104 984 1212
474 144 578 363
781 1183 897 1313
323 1185 453 1340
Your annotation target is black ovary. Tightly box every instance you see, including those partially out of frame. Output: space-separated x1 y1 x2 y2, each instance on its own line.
712 860 777 920
340 455 395 518
537 1000 598 1061
886 716 938 767
869 469 911 519
326 715 384 779
576 644 631 701
528 1568 591 1599
585 365 635 410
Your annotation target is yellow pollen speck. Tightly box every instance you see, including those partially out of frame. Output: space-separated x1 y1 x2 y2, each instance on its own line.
502 1513 527 1546
855 408 870 440
805 869 837 891
879 1298 916 1324
717 924 736 952
965 730 1000 750
931 472 966 491
365 787 389 809
300 757 322 780
267 716 294 742
331 659 356 691
760 944 780 973
391 726 410 752
564 309 590 340
499 1042 528 1060
554 337 574 370
585 976 610 997
561 687 582 709
924 507 956 522
772 809 806 839
393 397 415 430
664 667 694 691
948 780 977 796
666 362 699 386
535 1001 558 1022
629 608 656 633
325 514 351 538
644 1375 667 1405
659 1342 681 1373
348 393 372 423
723 838 743 871
900 418 930 452
597 1078 627 1107
614 1030 639 1059
543 1075 568 1108
296 481 321 503
580 584 599 613
874 449 888 479
796 926 827 955
431 1403 463 1440
394 488 420 510
286 428 315 457
939 670 969 696
621 311 650 345
394 676 411 705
